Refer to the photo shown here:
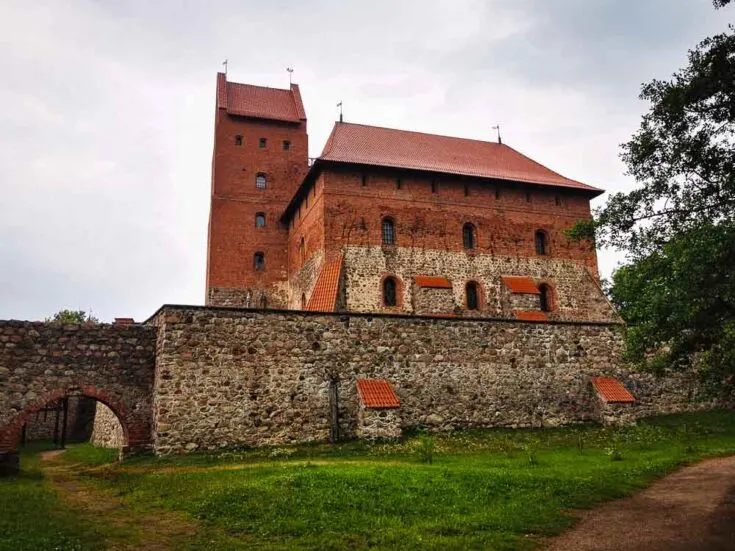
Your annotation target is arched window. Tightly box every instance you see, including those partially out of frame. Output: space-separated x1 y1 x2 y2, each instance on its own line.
383 277 397 307
382 217 395 245
463 223 476 249
539 284 552 312
255 173 267 189
466 281 479 310
255 213 266 228
253 252 265 271
301 293 307 310
535 230 548 255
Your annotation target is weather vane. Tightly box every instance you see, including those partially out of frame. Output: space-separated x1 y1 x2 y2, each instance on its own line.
222 58 228 76
287 67 294 85
492 124 502 144
337 101 343 123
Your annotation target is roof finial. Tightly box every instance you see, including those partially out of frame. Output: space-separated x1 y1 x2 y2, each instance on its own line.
337 101 343 123
222 58 228 77
286 67 294 85
492 124 502 144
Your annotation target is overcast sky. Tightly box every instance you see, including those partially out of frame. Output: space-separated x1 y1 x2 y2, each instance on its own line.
0 0 731 322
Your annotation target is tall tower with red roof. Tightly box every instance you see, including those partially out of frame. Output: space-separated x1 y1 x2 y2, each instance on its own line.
206 73 308 308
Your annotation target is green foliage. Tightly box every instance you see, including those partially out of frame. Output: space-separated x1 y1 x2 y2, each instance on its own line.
417 433 436 464
5 411 735 550
45 309 100 325
609 224 735 389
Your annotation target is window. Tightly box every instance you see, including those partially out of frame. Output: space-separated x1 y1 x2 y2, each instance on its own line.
539 284 552 312
526 192 532 203
495 188 501 199
431 180 438 193
256 173 267 189
382 217 395 245
260 295 268 308
361 174 367 186
235 135 243 146
396 178 402 190
255 213 266 228
383 277 397 307
466 281 479 311
283 140 291 151
555 195 562 207
253 252 265 271
463 223 476 249
301 293 307 309
299 236 305 264
535 230 548 255
259 137 267 148
464 184 469 197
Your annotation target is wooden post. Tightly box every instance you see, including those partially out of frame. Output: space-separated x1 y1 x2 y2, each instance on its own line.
329 375 340 443
60 397 69 449
53 402 60 448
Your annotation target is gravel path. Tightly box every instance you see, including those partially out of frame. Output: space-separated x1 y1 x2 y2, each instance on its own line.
546 456 735 551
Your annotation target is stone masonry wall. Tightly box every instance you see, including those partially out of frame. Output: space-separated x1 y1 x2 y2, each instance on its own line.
412 287 456 314
342 246 617 321
90 402 125 448
150 306 705 455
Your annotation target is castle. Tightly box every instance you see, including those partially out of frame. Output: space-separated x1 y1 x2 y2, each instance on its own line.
206 73 617 323
0 74 711 471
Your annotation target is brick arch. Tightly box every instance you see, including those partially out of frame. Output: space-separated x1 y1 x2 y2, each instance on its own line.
0 320 157 475
1 386 132 452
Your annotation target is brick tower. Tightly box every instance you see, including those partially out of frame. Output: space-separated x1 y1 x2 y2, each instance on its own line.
206 73 308 307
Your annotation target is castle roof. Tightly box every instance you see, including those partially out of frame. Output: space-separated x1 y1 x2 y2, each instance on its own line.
319 122 601 193
216 73 306 123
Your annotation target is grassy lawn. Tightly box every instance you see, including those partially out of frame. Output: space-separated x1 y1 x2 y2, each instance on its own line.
3 410 735 550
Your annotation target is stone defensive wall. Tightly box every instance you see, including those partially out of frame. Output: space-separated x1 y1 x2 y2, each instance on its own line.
149 306 707 455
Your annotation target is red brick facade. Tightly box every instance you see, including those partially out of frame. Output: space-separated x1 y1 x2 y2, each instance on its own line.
207 75 610 320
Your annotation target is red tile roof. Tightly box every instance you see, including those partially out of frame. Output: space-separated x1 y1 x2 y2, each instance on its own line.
414 276 453 289
592 377 636 403
306 256 343 312
514 311 549 322
319 122 601 193
357 379 400 409
502 276 540 294
216 73 306 123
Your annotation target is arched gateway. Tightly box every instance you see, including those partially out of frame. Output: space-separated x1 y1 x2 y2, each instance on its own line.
0 320 156 474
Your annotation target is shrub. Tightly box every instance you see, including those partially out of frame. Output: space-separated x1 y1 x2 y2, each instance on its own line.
417 434 436 464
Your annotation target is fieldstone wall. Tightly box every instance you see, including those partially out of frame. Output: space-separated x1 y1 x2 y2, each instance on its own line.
149 305 706 455
341 246 618 322
0 320 157 469
207 286 286 310
357 406 402 440
90 402 125 448
23 396 95 442
507 292 541 312
412 286 455 314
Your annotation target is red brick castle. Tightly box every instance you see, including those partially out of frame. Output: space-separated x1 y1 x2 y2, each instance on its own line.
206 73 617 323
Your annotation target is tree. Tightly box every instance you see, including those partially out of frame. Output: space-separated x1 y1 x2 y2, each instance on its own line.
568 13 735 388
45 309 100 325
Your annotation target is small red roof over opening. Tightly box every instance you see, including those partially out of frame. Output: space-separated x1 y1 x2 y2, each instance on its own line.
514 311 549 322
592 377 635 403
306 256 343 312
502 276 540 294
414 276 453 289
357 379 400 409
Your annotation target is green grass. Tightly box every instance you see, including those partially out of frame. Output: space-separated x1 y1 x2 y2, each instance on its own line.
4 410 735 550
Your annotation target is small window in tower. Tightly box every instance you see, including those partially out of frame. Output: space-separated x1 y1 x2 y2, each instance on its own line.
396 178 402 190
259 137 267 148
535 230 548 256
255 213 266 228
260 295 268 308
466 281 479 311
256 173 267 189
495 188 501 200
235 135 243 146
301 293 307 310
361 174 367 186
463 223 476 249
382 217 395 245
431 180 439 193
526 192 532 203
383 277 397 307
254 252 265 271
555 195 562 206
464 184 469 197
283 140 291 151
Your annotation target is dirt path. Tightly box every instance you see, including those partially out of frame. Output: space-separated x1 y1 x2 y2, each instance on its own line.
40 450 199 550
546 455 735 551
